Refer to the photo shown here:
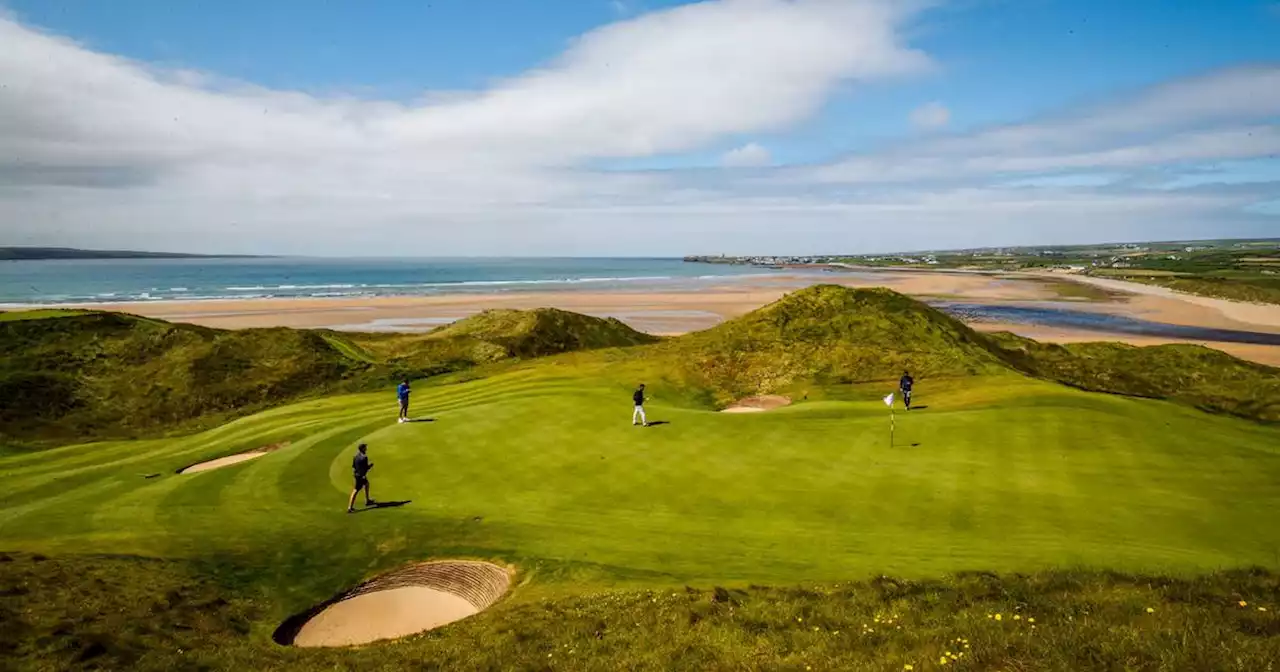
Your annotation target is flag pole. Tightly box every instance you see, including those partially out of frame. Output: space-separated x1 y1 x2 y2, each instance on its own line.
890 402 895 448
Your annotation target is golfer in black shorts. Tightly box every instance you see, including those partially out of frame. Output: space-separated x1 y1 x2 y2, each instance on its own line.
899 371 914 410
347 443 375 513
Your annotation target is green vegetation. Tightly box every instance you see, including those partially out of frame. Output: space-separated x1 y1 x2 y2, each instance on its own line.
0 308 653 449
4 552 1278 671
987 333 1280 422
1111 273 1280 305
822 238 1280 305
3 285 1279 669
643 286 1005 405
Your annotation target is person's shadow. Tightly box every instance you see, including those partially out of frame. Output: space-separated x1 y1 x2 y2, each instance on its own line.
645 420 670 427
355 500 412 513
405 418 435 423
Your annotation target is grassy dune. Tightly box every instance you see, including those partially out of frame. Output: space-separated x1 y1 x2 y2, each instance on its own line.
2 286 1279 669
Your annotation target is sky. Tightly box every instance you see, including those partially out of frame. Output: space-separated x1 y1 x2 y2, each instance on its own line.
0 0 1278 256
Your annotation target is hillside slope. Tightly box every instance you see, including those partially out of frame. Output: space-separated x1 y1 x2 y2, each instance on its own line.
0 308 654 448
651 285 1008 403
986 332 1280 422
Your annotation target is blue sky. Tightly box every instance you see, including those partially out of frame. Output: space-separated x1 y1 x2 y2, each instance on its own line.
0 0 1278 255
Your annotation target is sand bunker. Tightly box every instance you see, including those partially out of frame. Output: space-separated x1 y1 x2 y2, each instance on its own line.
178 442 288 474
721 395 792 413
279 560 511 648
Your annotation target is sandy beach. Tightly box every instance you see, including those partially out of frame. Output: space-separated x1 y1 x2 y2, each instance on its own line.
34 269 1280 367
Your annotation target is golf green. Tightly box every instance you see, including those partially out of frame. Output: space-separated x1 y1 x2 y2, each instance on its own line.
2 367 1277 593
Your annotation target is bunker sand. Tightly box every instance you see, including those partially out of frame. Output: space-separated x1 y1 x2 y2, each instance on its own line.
283 560 512 648
293 587 478 647
177 442 289 474
722 395 792 413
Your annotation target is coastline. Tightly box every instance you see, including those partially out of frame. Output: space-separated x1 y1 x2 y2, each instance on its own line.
10 269 1280 367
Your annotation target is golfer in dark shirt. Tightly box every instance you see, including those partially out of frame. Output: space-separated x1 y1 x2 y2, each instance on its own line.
899 371 914 410
632 384 647 426
347 443 375 513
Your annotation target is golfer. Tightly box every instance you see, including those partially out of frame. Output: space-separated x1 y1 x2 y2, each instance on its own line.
397 379 411 423
632 383 648 426
347 443 375 513
899 371 914 410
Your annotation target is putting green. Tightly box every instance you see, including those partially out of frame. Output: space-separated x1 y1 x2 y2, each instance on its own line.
2 367 1278 593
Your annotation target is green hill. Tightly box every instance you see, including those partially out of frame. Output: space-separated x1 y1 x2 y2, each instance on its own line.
0 308 654 449
649 285 1007 404
985 332 1280 422
426 307 659 357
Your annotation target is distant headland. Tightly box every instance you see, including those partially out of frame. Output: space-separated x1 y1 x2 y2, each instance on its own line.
0 247 265 261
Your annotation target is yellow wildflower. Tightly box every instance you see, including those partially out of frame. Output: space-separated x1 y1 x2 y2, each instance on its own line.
1013 615 1021 621
995 613 1003 621
1259 607 1268 612
1146 607 1155 614
1239 601 1248 607
1028 618 1035 623
939 657 948 665
904 666 914 671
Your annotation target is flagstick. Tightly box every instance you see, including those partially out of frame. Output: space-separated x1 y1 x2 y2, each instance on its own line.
890 403 895 448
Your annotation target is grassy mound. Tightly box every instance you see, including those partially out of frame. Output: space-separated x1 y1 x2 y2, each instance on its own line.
649 285 1008 404
0 308 654 449
427 307 658 358
987 333 1280 422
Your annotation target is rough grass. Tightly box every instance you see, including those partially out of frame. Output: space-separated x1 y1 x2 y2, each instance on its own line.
986 333 1280 422
0 308 86 322
1121 275 1280 305
3 552 1279 671
644 286 1007 406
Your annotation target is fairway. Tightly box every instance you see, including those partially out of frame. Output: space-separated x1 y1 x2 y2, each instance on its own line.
3 368 1278 592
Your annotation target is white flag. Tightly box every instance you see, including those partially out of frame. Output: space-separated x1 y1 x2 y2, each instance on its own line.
883 392 894 407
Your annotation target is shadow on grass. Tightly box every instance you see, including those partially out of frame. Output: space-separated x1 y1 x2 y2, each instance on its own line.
908 405 929 411
405 418 435 423
645 421 670 427
354 500 412 513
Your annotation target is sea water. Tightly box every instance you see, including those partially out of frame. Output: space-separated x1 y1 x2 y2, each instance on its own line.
0 257 779 304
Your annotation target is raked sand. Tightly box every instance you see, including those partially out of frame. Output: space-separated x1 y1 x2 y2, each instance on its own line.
292 587 479 648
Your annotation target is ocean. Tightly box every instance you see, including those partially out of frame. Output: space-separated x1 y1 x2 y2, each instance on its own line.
0 257 781 305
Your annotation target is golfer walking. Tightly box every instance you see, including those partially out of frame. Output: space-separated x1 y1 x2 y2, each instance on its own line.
397 379 411 423
899 371 915 410
632 384 648 426
347 443 376 513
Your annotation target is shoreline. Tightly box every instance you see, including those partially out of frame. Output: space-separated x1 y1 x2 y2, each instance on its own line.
7 269 1280 367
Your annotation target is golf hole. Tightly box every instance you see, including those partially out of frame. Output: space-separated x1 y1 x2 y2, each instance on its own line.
275 561 512 648
721 395 791 413
177 442 289 474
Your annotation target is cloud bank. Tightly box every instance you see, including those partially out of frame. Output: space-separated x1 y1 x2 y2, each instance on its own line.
0 1 1276 255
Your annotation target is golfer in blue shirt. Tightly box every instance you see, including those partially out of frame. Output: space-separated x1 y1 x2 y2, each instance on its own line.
397 379 411 423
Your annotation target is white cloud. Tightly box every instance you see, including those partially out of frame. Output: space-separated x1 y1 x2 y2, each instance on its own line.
0 2 933 254
0 5 1276 256
811 66 1280 184
909 101 949 129
721 142 772 168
